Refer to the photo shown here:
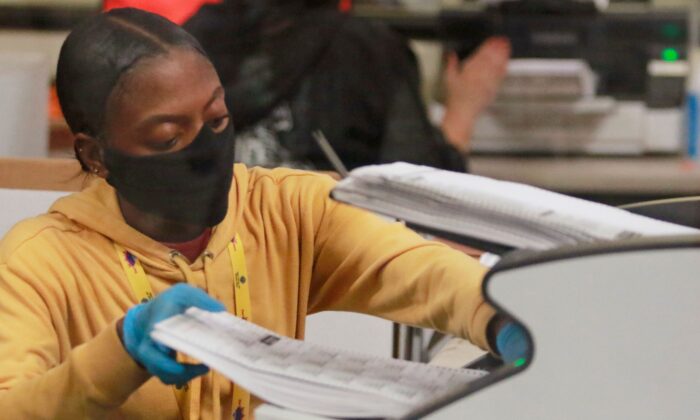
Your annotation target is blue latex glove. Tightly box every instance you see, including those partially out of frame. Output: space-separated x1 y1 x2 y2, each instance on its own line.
121 283 226 385
496 322 530 364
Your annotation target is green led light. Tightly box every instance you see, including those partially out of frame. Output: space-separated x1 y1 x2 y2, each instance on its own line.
662 48 680 62
514 358 526 368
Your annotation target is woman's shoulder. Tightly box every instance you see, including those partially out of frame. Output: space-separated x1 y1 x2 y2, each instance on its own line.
0 213 82 264
242 166 339 213
238 166 341 234
245 166 337 190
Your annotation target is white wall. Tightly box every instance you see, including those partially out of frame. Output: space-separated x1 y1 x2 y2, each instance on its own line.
304 312 394 358
0 189 66 236
0 30 67 78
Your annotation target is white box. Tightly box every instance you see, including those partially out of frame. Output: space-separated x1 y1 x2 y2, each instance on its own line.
0 52 49 157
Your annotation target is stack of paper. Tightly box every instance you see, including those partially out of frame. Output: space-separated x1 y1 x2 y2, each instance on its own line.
499 59 597 101
331 163 698 250
152 308 487 419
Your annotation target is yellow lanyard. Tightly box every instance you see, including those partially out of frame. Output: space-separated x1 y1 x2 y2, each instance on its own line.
114 234 251 420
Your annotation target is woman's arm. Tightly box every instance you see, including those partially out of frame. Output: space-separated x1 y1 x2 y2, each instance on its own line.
0 261 226 418
0 264 150 418
307 177 496 351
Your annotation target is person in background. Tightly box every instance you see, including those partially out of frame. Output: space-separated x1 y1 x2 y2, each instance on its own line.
105 0 511 171
184 0 509 171
0 8 526 419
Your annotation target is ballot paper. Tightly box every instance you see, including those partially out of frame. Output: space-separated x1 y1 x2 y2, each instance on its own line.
330 163 698 251
152 308 487 419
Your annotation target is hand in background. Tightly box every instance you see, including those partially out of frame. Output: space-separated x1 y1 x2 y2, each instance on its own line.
441 36 511 154
119 283 226 385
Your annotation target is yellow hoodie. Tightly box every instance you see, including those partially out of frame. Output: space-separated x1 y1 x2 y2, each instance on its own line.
0 165 494 419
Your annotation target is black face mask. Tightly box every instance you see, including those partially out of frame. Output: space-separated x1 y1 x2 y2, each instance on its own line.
103 123 235 227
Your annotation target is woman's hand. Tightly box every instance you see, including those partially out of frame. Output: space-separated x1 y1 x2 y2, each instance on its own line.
496 322 530 364
118 283 226 385
487 314 530 364
441 36 511 154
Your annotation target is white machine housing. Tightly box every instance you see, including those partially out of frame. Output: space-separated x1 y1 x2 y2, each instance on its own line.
471 59 688 155
472 101 683 155
409 235 700 420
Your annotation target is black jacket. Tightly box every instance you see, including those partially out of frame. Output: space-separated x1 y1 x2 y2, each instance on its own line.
185 5 466 172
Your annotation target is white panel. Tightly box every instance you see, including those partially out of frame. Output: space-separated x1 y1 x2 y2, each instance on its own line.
0 188 66 237
472 101 647 155
0 52 50 157
304 311 393 359
0 30 68 78
426 246 700 420
645 109 683 152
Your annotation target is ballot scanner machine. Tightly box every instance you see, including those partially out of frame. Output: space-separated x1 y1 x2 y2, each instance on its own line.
258 234 700 419
359 0 692 155
464 2 691 155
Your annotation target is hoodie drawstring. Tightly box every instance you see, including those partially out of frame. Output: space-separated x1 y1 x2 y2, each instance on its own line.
201 250 223 419
168 250 204 420
169 250 197 284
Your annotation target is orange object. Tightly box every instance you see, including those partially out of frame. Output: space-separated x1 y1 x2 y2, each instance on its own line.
48 84 64 121
103 0 223 25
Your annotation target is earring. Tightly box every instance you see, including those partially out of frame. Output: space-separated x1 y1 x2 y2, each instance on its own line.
92 168 99 174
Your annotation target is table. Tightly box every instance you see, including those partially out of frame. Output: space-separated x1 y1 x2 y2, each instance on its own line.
471 156 700 205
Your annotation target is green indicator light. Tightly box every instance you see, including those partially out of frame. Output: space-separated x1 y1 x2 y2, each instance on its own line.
662 48 679 62
514 358 526 368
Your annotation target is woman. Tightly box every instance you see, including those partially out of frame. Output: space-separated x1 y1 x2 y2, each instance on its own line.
0 8 525 419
